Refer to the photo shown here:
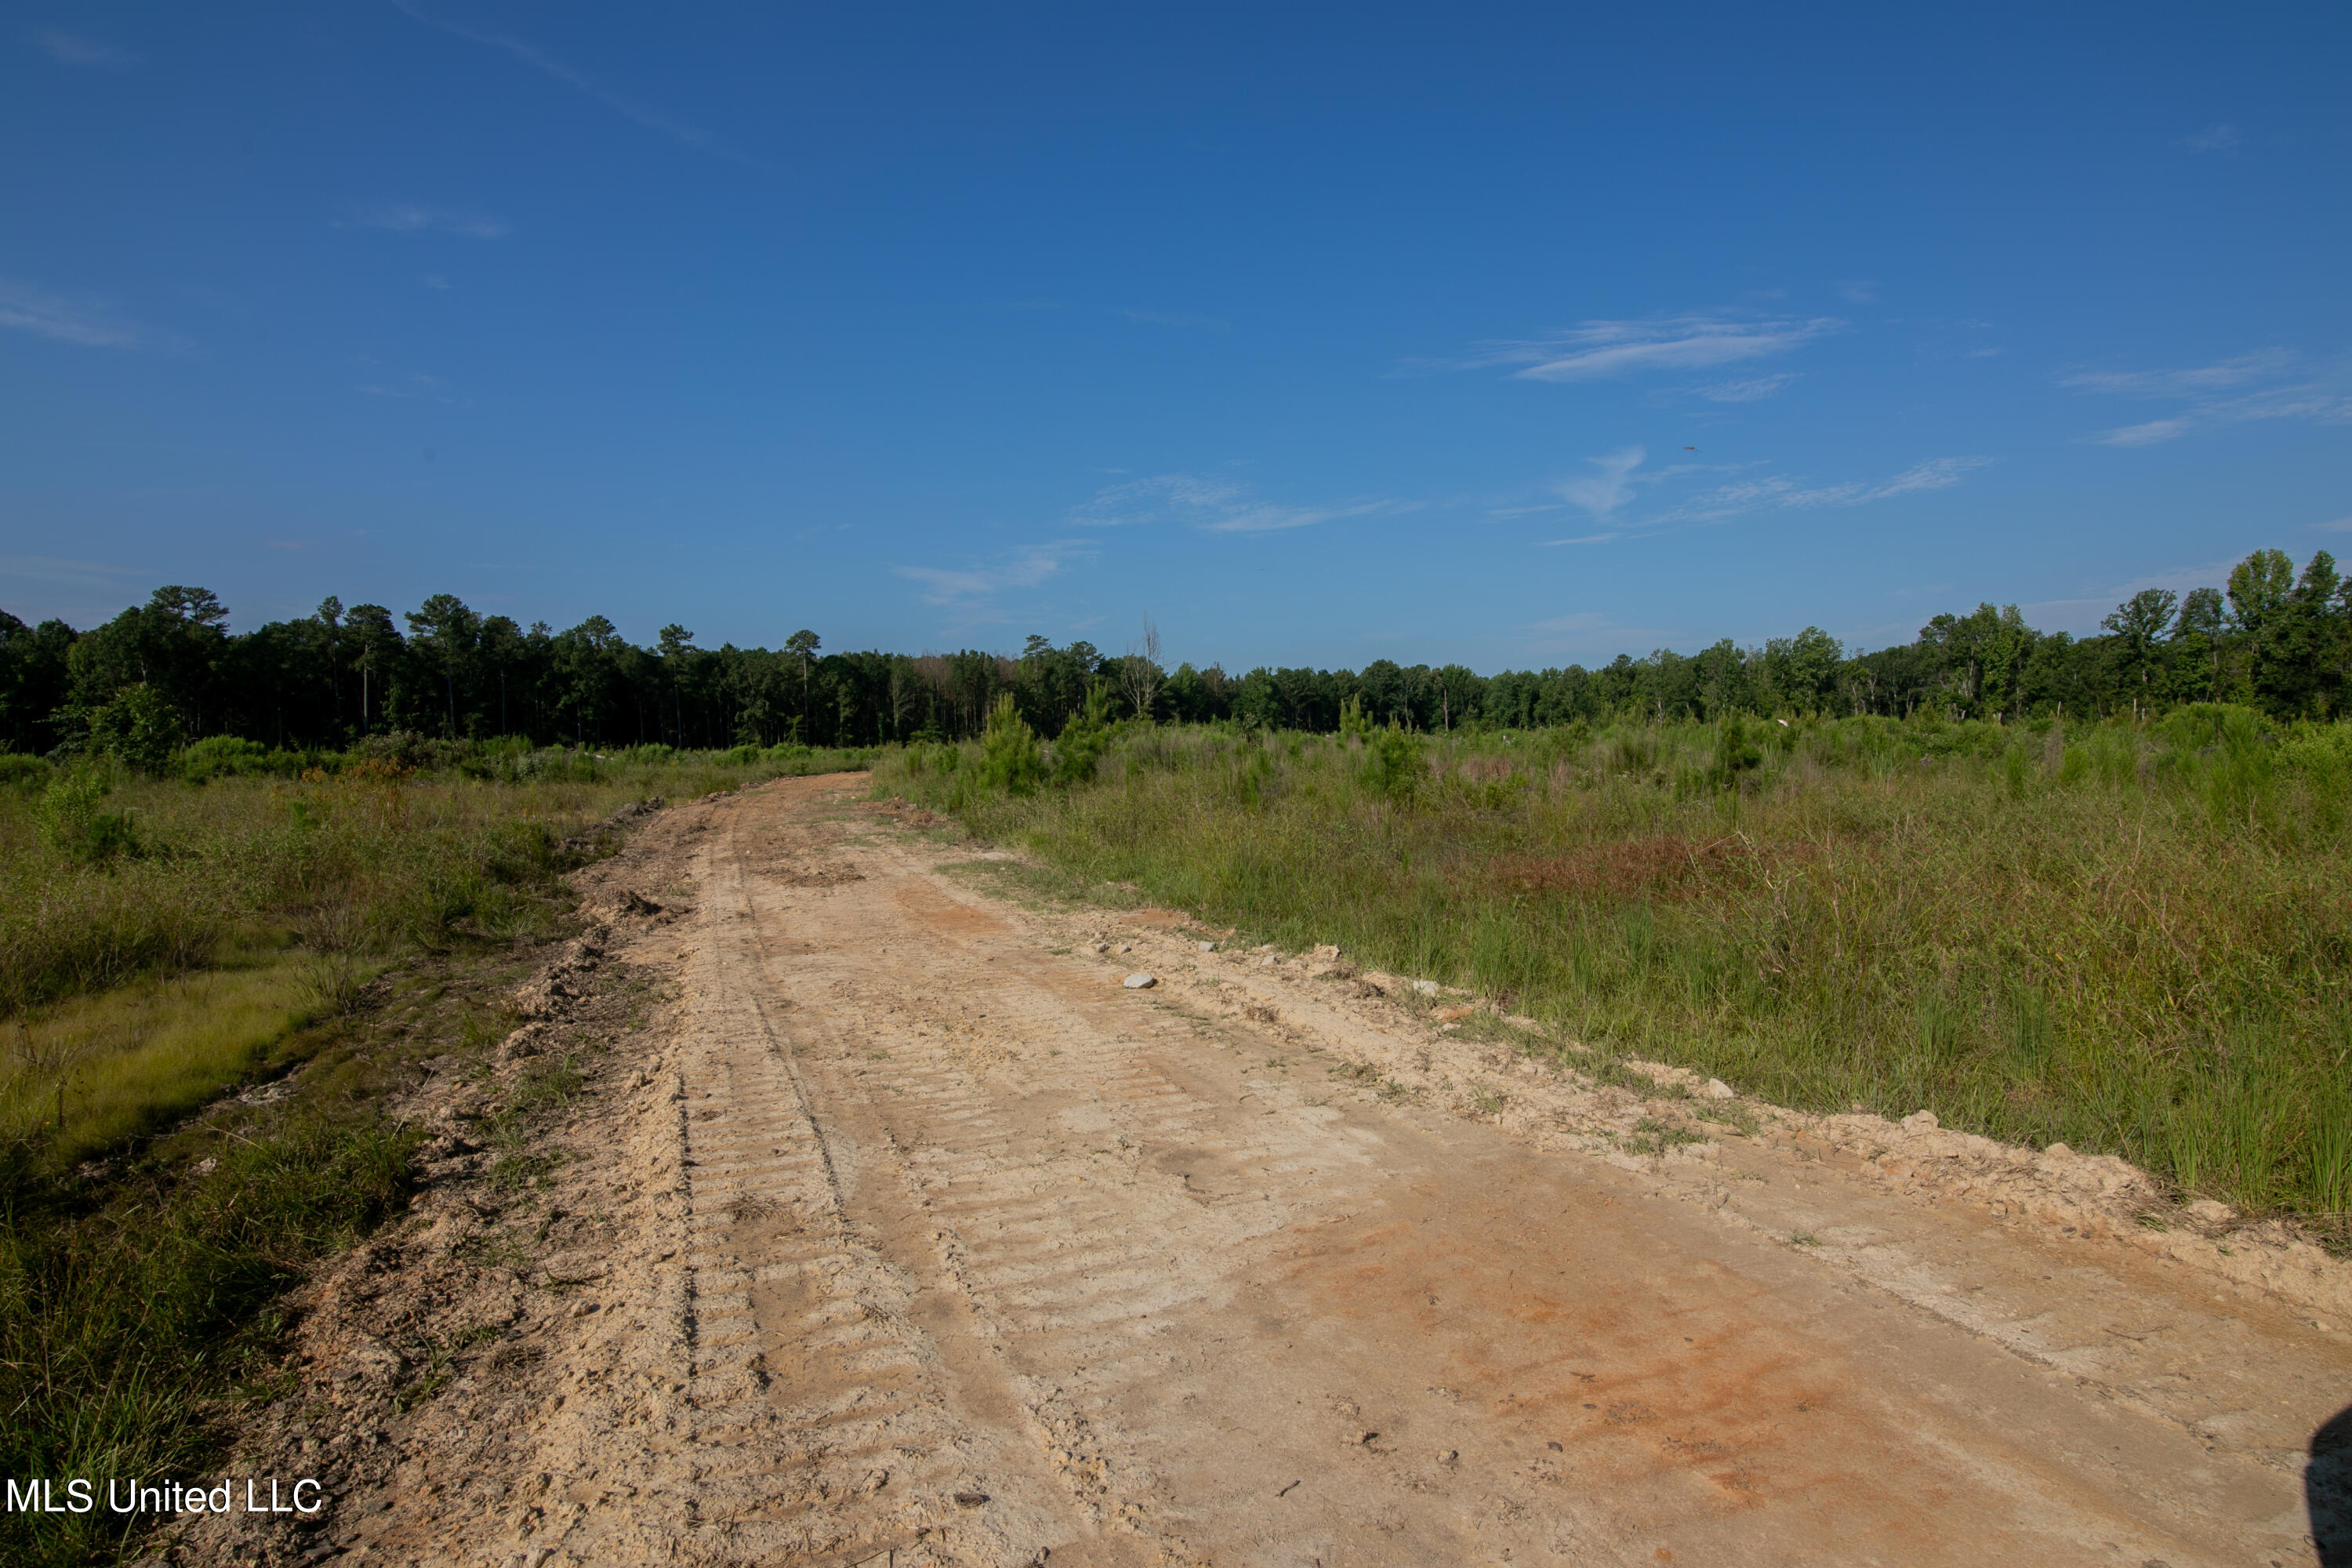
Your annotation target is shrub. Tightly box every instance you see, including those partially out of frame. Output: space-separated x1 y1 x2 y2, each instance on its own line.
36 769 140 866
875 716 2352 1225
1711 714 1763 789
979 694 1045 796
1364 723 1421 800
1052 686 1116 787
180 735 276 782
84 684 183 774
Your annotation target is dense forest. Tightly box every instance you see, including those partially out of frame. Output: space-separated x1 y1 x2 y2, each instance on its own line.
1 546 2344 758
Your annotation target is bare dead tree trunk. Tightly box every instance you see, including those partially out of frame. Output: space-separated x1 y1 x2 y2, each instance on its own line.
1120 617 1163 721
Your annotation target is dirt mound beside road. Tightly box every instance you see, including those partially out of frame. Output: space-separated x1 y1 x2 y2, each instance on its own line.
177 773 2352 1567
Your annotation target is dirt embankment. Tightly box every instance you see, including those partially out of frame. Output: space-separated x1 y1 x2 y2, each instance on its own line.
176 774 2351 1568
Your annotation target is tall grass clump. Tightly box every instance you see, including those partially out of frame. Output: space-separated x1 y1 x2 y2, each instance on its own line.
1 739 877 1174
0 1111 418 1566
879 709 2352 1229
0 735 877 1566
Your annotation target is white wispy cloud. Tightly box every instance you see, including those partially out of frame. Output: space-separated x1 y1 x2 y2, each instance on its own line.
1559 447 1646 518
1693 456 1985 512
1117 307 1229 331
1695 372 1795 403
352 371 469 406
1537 532 1621 547
1833 280 1878 305
2063 350 2352 446
2059 350 2296 398
1069 474 1415 534
337 201 512 239
0 276 155 348
1646 456 1994 526
2088 417 2194 448
35 27 140 69
1441 314 1841 383
895 543 1091 606
2318 516 2352 533
390 1 747 162
2180 123 2241 153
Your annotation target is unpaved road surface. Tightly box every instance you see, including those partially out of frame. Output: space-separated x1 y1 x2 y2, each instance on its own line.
209 774 2352 1567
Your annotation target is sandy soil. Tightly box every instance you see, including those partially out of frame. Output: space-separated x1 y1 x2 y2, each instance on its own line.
180 772 2352 1568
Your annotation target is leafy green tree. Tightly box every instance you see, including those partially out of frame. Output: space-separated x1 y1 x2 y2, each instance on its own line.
0 612 77 753
83 682 183 772
2255 550 2347 717
786 630 820 740
315 596 345 734
478 615 530 737
1429 664 1484 730
1921 604 2034 719
66 586 230 738
345 604 401 733
405 593 481 737
2100 589 2176 691
1765 627 1842 713
2226 549 2296 644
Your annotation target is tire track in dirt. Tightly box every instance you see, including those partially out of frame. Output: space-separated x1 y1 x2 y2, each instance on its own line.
630 775 2345 1568
210 774 2346 1568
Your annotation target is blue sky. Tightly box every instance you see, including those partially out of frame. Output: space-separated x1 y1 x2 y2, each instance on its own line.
2 2 2347 671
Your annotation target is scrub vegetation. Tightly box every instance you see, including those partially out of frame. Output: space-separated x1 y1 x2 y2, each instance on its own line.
0 739 870 1567
0 541 2345 1560
879 705 2352 1236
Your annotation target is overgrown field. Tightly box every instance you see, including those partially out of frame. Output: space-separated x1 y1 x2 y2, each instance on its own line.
0 738 871 1567
877 706 2352 1232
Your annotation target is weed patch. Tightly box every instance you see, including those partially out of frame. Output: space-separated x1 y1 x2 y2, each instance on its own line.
878 717 2352 1221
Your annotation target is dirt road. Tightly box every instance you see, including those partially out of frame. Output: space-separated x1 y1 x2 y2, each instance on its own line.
232 774 2352 1568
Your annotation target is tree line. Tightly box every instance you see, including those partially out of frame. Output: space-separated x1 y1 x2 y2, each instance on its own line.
1 546 2344 759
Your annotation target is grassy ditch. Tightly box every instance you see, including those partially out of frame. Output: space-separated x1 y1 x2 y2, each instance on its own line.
0 740 869 1567
877 710 2352 1233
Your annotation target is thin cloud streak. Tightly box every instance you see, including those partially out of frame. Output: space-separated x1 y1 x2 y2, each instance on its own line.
0 277 154 348
895 543 1092 606
1440 314 1841 383
1117 307 1229 332
2063 350 2352 446
1554 454 1994 536
2179 123 2242 153
1070 474 1415 534
35 28 140 68
1696 373 1795 402
336 201 513 239
2059 350 2296 398
390 1 753 163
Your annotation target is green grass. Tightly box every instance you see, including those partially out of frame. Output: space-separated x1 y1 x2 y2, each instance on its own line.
0 953 336 1172
0 744 877 1022
878 711 2352 1232
0 1107 419 1566
0 739 874 1566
